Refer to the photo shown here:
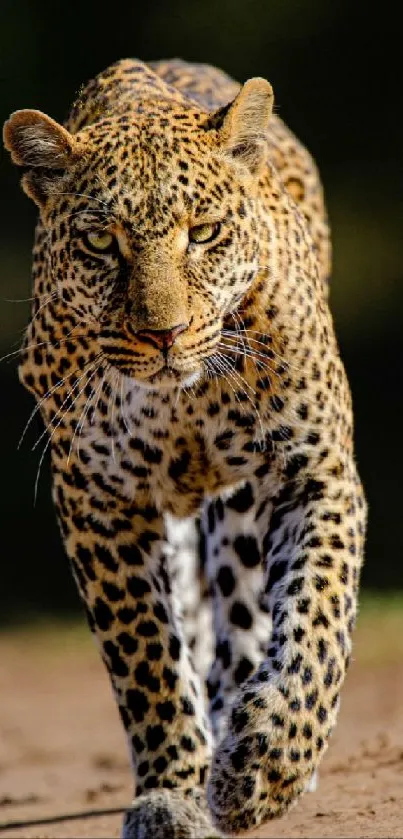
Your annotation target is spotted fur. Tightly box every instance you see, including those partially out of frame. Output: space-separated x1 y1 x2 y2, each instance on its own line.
4 58 366 837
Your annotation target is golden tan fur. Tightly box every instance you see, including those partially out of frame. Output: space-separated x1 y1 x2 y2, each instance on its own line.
3 58 365 838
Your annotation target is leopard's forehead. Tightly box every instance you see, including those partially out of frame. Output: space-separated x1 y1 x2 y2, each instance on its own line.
81 101 207 151
68 104 248 226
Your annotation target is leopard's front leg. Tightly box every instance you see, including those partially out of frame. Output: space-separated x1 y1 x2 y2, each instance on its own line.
52 461 216 838
208 458 366 834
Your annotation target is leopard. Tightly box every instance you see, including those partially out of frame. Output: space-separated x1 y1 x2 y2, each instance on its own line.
3 57 366 838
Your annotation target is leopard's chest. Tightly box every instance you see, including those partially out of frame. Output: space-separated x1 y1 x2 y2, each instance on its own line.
62 381 279 517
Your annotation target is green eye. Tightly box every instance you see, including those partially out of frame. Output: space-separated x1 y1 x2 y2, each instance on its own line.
84 231 115 252
189 222 221 244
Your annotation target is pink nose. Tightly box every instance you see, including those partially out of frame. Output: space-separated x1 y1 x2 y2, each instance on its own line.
136 323 188 352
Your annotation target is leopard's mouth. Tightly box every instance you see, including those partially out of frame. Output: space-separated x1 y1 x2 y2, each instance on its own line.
100 323 215 389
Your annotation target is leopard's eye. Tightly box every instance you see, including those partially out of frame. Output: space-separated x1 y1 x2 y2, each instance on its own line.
189 222 221 244
83 231 115 253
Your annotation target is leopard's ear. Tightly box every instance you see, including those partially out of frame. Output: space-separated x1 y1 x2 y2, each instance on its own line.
3 109 80 205
212 78 274 175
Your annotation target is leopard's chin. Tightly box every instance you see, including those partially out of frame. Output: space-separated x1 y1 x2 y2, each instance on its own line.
128 364 203 391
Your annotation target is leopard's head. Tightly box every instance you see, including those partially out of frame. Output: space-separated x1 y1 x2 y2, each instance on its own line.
4 77 273 389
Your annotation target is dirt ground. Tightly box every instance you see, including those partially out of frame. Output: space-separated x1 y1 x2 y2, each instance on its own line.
0 601 402 839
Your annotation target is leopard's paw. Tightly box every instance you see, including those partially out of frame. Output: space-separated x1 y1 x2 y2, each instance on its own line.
207 684 323 834
122 788 222 839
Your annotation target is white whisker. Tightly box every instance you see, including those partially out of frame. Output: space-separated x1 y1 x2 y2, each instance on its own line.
3 295 36 304
67 364 103 465
119 374 132 437
221 331 294 373
218 339 282 379
32 358 102 452
55 191 110 209
18 352 103 450
0 327 92 365
214 351 265 444
33 359 101 503
89 366 111 433
109 370 120 466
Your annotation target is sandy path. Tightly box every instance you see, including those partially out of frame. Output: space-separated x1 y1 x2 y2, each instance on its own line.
0 606 402 838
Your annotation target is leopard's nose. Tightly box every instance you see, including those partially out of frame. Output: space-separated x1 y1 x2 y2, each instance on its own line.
135 323 188 352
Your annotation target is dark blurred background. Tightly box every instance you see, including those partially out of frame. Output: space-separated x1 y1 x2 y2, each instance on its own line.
0 0 402 621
